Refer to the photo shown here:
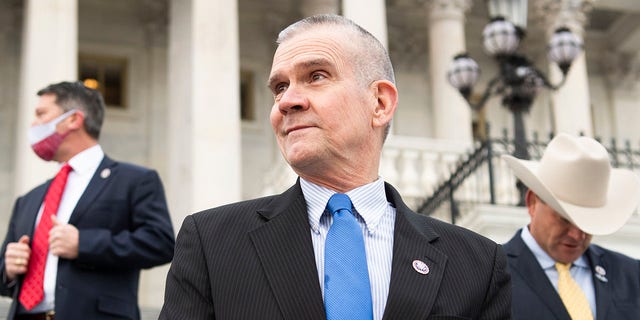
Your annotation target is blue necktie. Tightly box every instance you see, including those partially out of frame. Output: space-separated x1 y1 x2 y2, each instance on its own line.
324 193 373 320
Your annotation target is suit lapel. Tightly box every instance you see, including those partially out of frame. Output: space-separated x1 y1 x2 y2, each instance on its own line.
505 232 571 319
69 156 114 224
382 184 447 320
249 183 325 320
586 246 610 320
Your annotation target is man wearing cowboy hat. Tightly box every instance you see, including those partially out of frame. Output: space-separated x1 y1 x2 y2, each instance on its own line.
502 133 640 320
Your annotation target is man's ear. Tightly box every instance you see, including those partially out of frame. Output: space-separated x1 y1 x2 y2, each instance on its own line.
67 111 85 131
525 189 537 218
371 80 398 129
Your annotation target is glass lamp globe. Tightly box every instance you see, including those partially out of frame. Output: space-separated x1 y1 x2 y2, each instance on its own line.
483 17 520 56
548 27 583 74
447 54 480 92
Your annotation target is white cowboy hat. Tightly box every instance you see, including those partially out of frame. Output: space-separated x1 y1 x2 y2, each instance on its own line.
502 133 640 235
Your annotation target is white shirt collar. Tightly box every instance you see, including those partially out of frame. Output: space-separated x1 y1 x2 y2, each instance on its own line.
65 144 104 174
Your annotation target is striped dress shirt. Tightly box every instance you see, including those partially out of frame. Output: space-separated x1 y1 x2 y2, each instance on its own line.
301 177 396 320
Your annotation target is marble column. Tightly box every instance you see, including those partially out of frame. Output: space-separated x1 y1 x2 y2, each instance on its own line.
343 0 388 48
427 0 473 144
535 0 594 136
14 0 78 196
167 0 241 225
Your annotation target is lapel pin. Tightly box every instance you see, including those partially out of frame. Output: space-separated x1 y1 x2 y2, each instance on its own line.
412 260 429 275
100 168 111 179
594 265 608 283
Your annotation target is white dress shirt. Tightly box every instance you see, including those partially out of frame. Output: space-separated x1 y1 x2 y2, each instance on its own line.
29 145 104 313
301 177 396 320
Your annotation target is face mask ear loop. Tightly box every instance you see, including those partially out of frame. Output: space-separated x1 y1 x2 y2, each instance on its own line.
51 109 78 127
28 109 78 145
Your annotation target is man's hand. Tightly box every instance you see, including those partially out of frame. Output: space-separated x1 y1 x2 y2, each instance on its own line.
4 236 31 281
49 215 79 259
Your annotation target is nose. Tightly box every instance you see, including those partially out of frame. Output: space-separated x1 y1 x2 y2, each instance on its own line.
566 224 587 241
277 84 308 114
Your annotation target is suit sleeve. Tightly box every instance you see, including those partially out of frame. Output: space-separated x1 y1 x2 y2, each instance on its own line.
159 215 215 319
479 243 512 320
74 170 175 269
0 197 23 297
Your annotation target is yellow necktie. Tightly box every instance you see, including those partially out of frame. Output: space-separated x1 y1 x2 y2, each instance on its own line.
555 262 594 320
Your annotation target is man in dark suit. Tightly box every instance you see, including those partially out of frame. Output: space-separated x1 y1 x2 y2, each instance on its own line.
160 14 511 319
502 133 640 319
0 81 175 319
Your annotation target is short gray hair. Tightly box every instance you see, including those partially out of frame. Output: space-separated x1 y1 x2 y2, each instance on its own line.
276 14 396 86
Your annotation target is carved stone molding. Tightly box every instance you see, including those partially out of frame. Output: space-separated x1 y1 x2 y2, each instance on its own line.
139 0 168 47
387 22 429 72
602 51 640 91
532 0 594 38
425 0 471 21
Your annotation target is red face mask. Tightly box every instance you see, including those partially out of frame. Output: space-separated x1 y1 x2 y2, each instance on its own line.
28 110 76 161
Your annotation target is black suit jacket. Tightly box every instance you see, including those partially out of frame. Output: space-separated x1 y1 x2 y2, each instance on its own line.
0 156 175 319
504 229 640 319
160 181 511 319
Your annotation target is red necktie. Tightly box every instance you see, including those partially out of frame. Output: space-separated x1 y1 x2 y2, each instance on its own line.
19 164 72 310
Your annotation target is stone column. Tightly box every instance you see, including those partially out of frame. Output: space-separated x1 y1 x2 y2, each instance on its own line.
141 0 169 179
343 0 388 48
167 0 241 225
14 0 78 196
535 0 594 136
137 1 171 312
300 0 339 16
0 0 23 238
602 52 640 143
427 0 473 144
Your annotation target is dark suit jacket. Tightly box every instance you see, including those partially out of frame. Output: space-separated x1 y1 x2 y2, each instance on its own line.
504 229 640 319
0 156 175 320
160 181 511 319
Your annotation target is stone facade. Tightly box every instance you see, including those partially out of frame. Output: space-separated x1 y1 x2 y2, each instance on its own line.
1 0 640 314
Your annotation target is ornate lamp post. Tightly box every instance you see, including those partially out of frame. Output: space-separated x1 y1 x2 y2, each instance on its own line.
446 0 583 204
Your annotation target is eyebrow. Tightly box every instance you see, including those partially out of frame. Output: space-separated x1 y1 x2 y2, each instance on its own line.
267 58 333 89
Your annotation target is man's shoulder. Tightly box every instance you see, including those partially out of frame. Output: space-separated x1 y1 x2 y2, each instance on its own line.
100 158 162 182
180 195 283 243
18 181 49 200
191 195 280 222
589 243 640 266
425 213 497 244
108 158 155 174
402 210 501 257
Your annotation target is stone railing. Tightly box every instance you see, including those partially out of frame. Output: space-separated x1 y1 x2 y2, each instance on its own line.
379 135 474 208
260 134 640 222
259 135 478 208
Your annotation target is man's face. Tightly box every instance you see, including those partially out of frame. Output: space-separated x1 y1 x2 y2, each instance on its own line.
527 192 592 264
33 93 65 127
267 28 377 176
